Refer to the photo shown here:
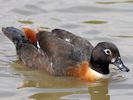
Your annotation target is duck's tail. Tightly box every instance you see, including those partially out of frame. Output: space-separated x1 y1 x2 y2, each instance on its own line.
2 27 29 49
2 27 38 49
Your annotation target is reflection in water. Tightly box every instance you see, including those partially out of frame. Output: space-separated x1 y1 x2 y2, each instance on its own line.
30 92 70 100
18 20 34 24
111 35 133 38
89 81 109 100
96 1 133 5
21 81 109 100
12 61 111 100
83 20 107 24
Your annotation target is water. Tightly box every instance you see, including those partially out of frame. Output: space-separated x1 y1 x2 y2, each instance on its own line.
0 0 133 100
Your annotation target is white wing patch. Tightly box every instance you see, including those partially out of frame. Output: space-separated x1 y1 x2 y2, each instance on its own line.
65 38 70 42
37 41 40 48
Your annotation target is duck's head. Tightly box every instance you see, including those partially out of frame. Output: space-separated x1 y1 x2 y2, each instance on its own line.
90 42 129 75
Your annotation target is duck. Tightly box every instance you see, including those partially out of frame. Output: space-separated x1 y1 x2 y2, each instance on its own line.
2 27 129 81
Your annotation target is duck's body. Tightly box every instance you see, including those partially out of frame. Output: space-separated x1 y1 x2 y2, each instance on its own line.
52 29 93 60
2 27 129 81
37 30 94 76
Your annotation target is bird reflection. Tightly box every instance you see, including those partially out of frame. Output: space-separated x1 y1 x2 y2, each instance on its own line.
88 81 109 100
12 61 110 100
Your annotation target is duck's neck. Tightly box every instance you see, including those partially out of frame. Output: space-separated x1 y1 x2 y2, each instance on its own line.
90 57 110 75
67 61 111 81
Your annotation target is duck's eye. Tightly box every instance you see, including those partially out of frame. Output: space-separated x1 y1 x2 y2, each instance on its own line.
104 49 112 55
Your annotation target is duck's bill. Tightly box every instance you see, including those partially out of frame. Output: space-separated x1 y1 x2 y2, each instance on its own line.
111 57 129 72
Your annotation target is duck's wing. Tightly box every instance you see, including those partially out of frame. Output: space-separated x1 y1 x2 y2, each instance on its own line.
2 27 50 70
37 31 83 75
19 44 50 70
52 29 94 60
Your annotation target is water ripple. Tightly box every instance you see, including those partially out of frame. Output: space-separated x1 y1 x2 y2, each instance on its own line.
11 8 38 15
55 5 133 13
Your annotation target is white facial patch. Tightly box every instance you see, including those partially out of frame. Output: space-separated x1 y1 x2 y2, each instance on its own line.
111 58 116 63
65 38 70 42
119 64 123 69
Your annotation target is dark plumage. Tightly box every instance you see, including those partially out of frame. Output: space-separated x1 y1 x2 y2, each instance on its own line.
2 27 129 81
